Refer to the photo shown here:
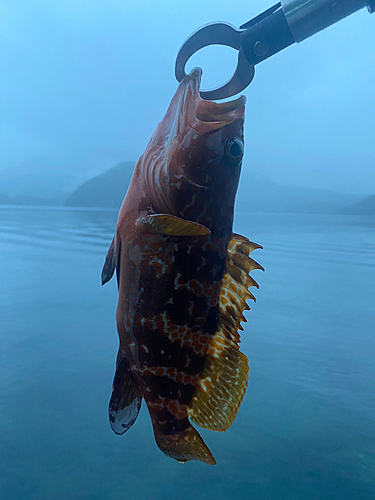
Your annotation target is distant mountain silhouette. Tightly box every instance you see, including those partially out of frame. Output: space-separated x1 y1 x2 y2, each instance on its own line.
339 195 375 215
3 158 369 214
236 170 359 214
64 161 135 209
64 160 362 214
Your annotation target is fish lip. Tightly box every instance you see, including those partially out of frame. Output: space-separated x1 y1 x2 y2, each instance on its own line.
182 68 246 127
185 67 203 90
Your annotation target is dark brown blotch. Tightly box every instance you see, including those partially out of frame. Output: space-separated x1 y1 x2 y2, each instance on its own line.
134 324 206 375
145 375 195 405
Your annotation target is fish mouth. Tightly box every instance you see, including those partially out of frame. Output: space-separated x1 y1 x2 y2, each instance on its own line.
174 68 246 134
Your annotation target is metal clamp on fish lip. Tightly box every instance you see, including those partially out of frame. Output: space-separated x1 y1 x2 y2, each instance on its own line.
175 0 374 100
175 23 255 101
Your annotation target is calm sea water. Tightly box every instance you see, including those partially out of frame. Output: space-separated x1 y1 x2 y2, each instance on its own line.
0 206 374 500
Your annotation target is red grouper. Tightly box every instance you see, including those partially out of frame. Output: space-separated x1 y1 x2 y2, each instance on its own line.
102 68 263 465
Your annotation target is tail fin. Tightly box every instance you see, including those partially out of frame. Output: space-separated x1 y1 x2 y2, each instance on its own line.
154 424 216 465
109 351 142 435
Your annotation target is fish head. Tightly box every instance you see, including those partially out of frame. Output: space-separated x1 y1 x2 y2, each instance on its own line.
140 68 245 236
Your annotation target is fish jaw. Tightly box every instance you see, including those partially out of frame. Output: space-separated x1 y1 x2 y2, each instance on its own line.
162 67 245 136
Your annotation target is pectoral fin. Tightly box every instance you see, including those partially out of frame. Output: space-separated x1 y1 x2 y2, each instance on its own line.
109 351 142 435
101 236 116 285
138 214 211 236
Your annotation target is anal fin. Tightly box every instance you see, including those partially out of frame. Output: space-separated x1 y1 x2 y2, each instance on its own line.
109 350 142 435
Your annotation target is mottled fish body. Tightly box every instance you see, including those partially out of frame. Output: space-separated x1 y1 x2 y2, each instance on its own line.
102 68 263 465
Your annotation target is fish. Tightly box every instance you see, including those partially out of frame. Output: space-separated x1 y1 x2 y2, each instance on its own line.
102 68 263 465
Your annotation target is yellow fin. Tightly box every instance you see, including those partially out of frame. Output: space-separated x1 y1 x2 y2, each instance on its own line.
188 232 263 431
218 232 264 343
139 214 211 236
154 424 216 465
188 329 249 431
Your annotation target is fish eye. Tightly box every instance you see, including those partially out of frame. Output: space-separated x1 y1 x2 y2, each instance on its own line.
225 139 244 160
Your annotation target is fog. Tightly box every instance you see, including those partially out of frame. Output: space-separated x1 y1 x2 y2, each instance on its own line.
1 0 374 195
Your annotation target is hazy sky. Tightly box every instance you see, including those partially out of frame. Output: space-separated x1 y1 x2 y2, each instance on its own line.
1 0 374 194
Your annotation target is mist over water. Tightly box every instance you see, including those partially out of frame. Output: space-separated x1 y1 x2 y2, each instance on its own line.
1 1 375 196
1 206 374 500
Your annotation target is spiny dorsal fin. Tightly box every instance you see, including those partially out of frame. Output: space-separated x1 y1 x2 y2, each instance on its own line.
188 233 263 431
138 214 211 236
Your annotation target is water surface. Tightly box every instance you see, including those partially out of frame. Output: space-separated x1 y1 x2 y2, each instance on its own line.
0 207 374 500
